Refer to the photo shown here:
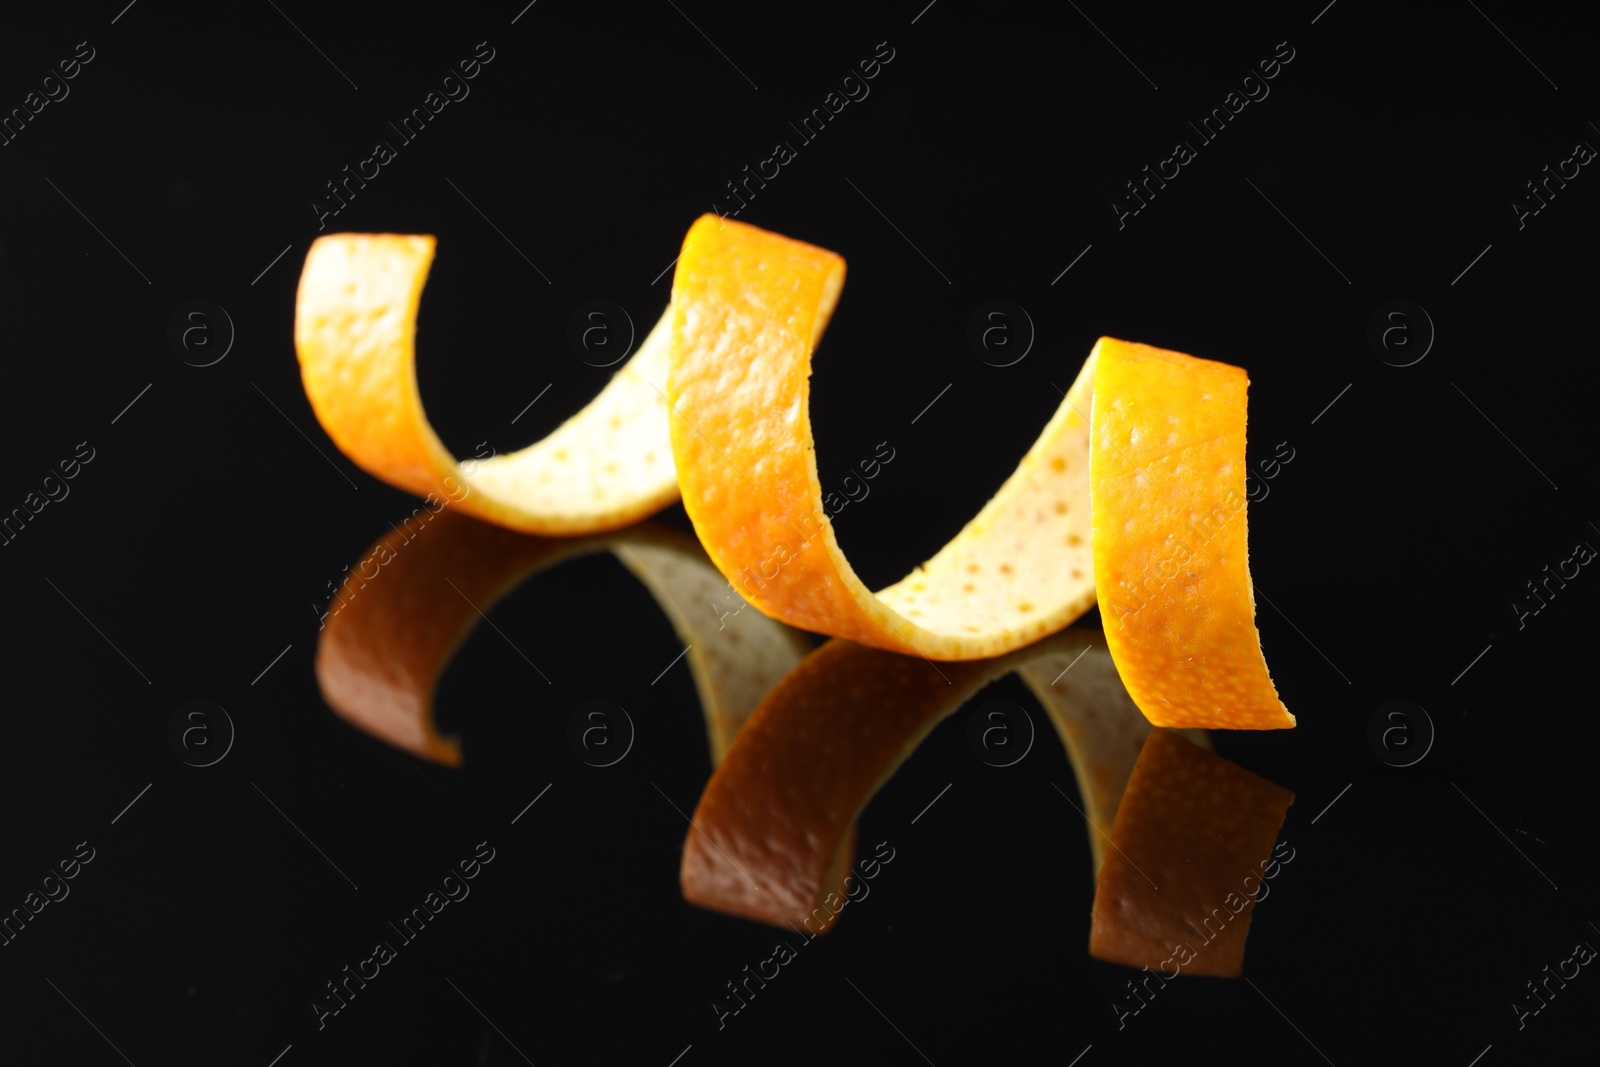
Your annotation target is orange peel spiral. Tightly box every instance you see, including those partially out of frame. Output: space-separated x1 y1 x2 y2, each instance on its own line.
295 218 1293 730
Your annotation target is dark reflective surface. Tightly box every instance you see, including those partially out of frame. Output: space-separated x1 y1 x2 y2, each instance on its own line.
3 3 1597 1064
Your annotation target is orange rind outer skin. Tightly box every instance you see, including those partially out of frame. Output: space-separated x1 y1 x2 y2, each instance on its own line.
669 215 1098 661
295 233 681 536
296 234 459 503
301 224 1296 731
668 218 864 638
1090 338 1294 730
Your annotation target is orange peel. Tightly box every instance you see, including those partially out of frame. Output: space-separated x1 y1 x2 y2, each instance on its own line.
681 628 1208 932
295 234 679 535
1090 340 1293 729
295 219 1294 731
668 216 1096 662
315 509 809 766
668 216 1291 729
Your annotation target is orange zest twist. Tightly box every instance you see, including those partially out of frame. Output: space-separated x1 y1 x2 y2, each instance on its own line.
668 216 1292 728
296 218 1294 730
296 234 679 536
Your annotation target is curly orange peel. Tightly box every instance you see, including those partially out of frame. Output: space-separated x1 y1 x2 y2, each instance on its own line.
295 234 679 536
668 216 1098 662
295 219 1293 731
1089 339 1294 730
669 216 1291 729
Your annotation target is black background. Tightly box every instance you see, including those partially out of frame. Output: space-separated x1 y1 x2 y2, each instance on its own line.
2 1 1596 1064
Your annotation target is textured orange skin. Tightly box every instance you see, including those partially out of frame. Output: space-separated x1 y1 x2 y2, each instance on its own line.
1090 339 1293 730
668 218 870 638
668 215 1099 661
670 217 1293 730
295 234 680 535
302 223 1294 730
1088 729 1293 977
296 235 448 504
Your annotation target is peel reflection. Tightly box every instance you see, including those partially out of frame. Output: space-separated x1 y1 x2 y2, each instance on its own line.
314 509 1293 979
685 630 1292 980
679 630 1207 931
1091 728 1294 979
313 508 809 766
